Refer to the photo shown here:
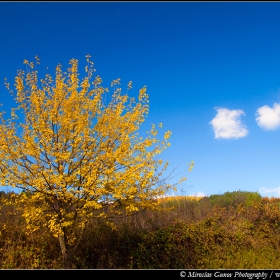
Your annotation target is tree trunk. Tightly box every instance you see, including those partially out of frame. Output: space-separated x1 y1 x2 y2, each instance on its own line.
58 233 74 269
58 225 85 268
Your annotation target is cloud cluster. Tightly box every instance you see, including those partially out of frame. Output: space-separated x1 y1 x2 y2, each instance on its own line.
209 108 248 139
258 186 280 197
210 103 280 139
255 103 280 130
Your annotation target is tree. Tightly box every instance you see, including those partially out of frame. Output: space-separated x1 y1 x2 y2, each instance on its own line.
0 55 192 268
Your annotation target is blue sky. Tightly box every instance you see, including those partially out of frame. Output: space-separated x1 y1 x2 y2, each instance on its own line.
1 2 280 198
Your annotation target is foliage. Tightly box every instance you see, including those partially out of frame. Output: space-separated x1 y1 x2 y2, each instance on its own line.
202 190 262 208
1 191 280 269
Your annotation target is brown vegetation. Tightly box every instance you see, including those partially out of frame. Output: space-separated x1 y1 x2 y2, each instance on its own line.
0 190 279 269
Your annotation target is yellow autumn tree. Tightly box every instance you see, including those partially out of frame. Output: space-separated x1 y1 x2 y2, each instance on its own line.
0 55 193 268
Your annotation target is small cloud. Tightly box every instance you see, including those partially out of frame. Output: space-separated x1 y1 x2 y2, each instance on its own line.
258 186 280 197
255 103 280 130
209 107 248 139
156 191 177 199
190 192 206 197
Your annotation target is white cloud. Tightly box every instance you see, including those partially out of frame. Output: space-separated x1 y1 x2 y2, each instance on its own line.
255 103 280 130
209 107 248 139
258 186 280 197
189 192 206 197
